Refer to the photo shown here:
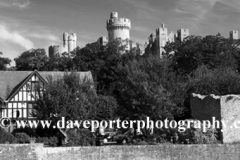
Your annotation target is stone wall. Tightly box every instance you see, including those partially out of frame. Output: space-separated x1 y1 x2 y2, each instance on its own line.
0 144 41 160
1 143 240 160
190 93 240 143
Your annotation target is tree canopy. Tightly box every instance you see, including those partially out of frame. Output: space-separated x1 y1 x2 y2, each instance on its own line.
0 52 11 70
14 49 48 71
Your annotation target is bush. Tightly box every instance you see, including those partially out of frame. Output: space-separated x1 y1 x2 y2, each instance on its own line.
67 129 95 146
177 121 218 144
35 136 58 147
152 120 218 144
134 141 149 145
0 128 15 144
14 132 30 143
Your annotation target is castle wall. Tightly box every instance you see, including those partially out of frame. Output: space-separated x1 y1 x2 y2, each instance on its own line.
107 27 130 42
156 25 168 57
220 95 240 143
98 36 108 46
68 34 74 53
190 93 240 143
230 30 238 39
48 45 59 59
177 29 189 41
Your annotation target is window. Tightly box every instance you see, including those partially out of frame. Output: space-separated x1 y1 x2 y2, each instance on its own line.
16 110 20 118
27 103 35 118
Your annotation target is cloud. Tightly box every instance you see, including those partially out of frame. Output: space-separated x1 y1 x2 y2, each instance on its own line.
218 0 240 12
0 24 34 49
174 8 188 14
13 0 30 9
0 0 30 9
123 0 163 19
28 33 61 43
175 0 218 20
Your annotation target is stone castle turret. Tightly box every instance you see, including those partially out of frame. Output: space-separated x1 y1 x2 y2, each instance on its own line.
156 23 168 56
177 29 189 41
63 32 77 53
106 12 131 50
230 30 238 39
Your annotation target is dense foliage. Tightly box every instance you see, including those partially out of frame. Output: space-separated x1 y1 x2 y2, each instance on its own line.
0 128 15 144
0 52 11 70
14 48 48 71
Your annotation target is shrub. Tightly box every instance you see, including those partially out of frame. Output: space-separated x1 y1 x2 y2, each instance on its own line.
135 141 149 145
0 128 15 144
35 136 58 147
67 129 95 146
152 120 218 144
12 127 36 137
14 132 30 143
174 120 218 144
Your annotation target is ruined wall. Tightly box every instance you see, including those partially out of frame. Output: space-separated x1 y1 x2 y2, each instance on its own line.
1 144 240 160
190 93 240 143
190 93 221 122
220 95 240 143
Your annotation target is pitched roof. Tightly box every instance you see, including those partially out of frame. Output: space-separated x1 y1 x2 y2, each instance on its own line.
0 71 93 102
38 71 93 83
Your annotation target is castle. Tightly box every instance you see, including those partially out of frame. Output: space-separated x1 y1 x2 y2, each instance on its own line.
98 12 144 55
98 12 132 51
99 12 190 56
49 12 240 58
144 23 190 57
49 32 77 59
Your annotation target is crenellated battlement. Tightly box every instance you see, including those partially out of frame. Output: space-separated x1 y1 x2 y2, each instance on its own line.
107 25 131 31
106 18 131 30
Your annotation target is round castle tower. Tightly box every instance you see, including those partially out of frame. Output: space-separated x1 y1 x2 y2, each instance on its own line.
106 12 131 42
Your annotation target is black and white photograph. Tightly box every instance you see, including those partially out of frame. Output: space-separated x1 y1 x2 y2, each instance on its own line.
0 0 240 159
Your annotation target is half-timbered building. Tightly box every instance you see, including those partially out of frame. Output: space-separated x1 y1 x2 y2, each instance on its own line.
0 70 93 131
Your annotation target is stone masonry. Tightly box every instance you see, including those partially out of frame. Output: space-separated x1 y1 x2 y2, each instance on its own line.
190 93 240 143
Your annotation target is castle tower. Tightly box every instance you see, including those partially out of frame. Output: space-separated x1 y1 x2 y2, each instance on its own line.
72 33 77 49
156 23 168 57
68 33 77 53
63 33 69 53
177 29 189 41
49 45 59 59
106 12 131 50
230 30 238 39
168 32 175 43
97 36 108 46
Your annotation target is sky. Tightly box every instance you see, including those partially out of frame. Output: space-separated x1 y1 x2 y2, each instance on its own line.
1 0 240 66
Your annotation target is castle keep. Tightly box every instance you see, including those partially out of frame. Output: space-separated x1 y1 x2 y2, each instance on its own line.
106 12 131 50
106 12 131 41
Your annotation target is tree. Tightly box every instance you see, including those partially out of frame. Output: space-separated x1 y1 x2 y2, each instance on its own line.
0 52 11 70
45 52 74 71
187 65 240 95
34 72 119 145
14 49 48 71
164 34 240 75
95 95 118 121
115 55 184 121
73 39 135 94
34 72 98 143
